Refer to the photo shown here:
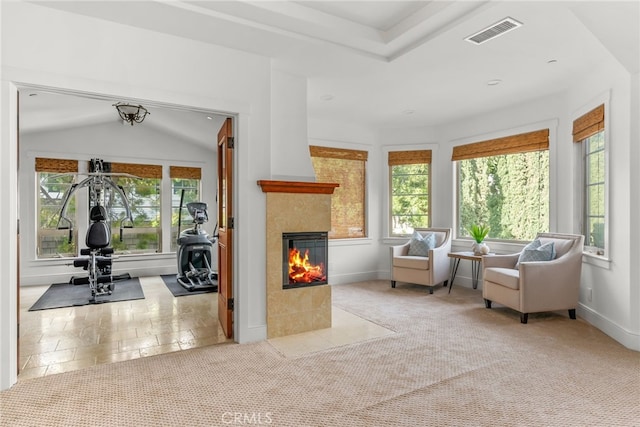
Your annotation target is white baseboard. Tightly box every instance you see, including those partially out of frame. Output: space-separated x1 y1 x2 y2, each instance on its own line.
329 271 380 285
238 324 267 344
578 303 640 351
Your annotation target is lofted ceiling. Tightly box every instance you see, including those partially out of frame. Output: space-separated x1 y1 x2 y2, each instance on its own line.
20 0 640 143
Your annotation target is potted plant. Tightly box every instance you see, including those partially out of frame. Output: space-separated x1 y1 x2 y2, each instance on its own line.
468 224 490 255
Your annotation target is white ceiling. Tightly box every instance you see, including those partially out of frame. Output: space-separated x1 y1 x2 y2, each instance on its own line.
21 0 640 142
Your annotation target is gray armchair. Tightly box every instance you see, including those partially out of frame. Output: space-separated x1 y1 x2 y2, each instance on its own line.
390 228 452 294
482 232 584 323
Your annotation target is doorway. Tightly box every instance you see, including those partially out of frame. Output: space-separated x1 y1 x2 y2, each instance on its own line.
15 85 236 379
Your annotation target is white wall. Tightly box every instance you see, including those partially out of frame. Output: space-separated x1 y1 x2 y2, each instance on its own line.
19 120 217 285
564 61 637 349
1 1 274 390
271 69 315 181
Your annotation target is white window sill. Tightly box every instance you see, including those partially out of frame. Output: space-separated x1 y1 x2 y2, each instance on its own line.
582 251 611 269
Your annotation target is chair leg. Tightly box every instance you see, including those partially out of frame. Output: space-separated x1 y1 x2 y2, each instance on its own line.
484 299 492 308
520 313 528 324
568 309 576 319
442 280 448 287
391 280 396 288
429 286 434 294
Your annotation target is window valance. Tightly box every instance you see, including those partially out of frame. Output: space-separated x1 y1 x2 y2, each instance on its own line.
388 150 432 165
310 146 368 161
170 166 202 180
451 129 549 161
109 162 162 179
573 104 604 142
35 158 78 173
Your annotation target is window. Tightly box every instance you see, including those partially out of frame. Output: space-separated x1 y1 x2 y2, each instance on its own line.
388 150 431 236
33 159 212 257
35 158 79 258
170 166 202 252
310 145 367 239
106 162 162 254
573 104 606 255
453 129 550 241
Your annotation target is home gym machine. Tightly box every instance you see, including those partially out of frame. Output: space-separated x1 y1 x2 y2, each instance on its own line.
176 189 218 292
57 158 135 302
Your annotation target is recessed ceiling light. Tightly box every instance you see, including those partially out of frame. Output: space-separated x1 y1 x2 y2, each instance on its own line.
320 94 334 101
487 79 502 86
206 116 213 120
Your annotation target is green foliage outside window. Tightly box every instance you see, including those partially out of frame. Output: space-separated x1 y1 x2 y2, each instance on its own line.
390 164 429 235
171 178 200 251
458 150 549 241
37 173 77 258
584 131 605 251
104 176 161 253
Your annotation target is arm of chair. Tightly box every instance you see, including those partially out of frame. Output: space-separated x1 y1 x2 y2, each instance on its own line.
483 253 519 269
391 242 410 257
429 234 452 284
519 256 582 312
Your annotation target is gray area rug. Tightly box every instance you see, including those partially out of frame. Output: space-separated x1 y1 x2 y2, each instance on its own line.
6 280 639 426
28 277 144 311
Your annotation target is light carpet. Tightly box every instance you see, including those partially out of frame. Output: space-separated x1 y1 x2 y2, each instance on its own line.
1 281 638 426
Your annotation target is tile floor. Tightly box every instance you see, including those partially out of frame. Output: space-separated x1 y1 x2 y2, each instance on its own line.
19 277 395 380
268 306 395 357
18 276 230 380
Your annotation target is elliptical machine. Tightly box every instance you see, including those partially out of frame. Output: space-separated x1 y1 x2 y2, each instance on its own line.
176 189 218 292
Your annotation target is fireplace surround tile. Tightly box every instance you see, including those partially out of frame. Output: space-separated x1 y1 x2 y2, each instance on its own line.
260 182 335 339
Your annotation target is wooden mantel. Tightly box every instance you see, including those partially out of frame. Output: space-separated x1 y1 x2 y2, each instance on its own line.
257 180 339 194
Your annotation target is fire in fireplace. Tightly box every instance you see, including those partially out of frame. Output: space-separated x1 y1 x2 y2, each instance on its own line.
282 232 328 289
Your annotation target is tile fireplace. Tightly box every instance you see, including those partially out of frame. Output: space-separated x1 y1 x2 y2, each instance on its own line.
258 180 338 338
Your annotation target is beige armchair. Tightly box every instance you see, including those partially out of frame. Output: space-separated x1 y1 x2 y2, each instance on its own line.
390 228 452 294
482 232 584 323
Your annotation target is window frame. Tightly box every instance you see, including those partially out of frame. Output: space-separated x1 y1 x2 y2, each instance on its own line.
33 158 210 259
168 174 202 253
573 99 610 260
388 150 432 237
582 131 605 255
452 126 553 243
36 170 79 259
108 174 162 255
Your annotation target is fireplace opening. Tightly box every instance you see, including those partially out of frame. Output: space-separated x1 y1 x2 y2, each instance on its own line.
283 232 328 289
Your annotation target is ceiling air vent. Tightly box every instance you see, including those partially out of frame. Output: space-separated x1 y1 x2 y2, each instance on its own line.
464 17 523 45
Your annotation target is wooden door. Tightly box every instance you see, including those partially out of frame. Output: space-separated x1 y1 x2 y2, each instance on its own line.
217 118 234 338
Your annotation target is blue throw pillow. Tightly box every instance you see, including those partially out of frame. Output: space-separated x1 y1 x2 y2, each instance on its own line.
516 239 556 267
407 231 435 256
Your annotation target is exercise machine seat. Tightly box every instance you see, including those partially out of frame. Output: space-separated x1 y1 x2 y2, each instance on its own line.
86 205 110 249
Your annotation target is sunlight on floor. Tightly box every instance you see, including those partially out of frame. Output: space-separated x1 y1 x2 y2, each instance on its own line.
268 306 395 357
